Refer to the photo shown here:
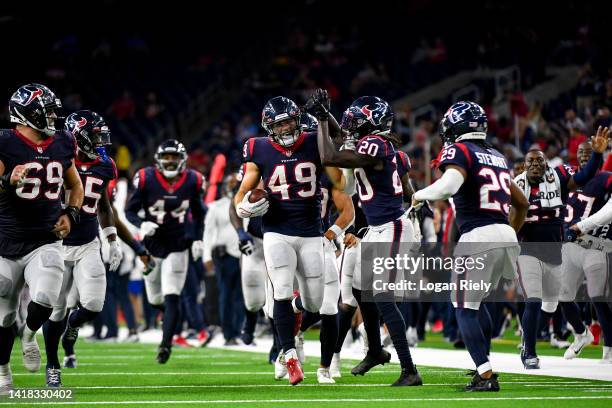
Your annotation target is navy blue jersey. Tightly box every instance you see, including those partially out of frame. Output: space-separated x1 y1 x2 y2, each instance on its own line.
125 167 206 258
438 141 511 235
321 172 333 231
242 132 323 237
354 135 404 226
518 165 573 243
0 129 76 257
63 157 117 246
566 171 612 240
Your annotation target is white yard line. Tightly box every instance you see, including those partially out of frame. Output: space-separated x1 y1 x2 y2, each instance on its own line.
2 396 612 405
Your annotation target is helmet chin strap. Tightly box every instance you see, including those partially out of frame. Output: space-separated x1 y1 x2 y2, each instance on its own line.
455 132 486 142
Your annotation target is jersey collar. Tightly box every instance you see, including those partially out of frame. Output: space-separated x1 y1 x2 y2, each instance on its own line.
154 168 188 193
13 129 55 153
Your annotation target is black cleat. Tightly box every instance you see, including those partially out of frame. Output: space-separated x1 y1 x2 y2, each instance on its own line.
520 348 540 369
351 349 391 376
391 366 423 386
156 346 171 364
46 367 62 388
464 369 477 377
465 373 500 392
240 331 255 346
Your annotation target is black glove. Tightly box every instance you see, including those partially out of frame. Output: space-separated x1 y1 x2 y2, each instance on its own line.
565 228 579 242
237 228 254 255
62 206 81 225
303 88 330 120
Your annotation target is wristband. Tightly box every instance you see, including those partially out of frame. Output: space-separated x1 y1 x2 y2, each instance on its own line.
132 240 147 256
0 174 13 191
62 206 81 225
102 227 117 239
327 224 343 238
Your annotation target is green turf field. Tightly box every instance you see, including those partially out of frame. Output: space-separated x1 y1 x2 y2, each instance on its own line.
2 337 611 408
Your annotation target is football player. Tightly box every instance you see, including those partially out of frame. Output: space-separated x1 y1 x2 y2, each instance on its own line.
294 168 355 383
313 89 423 386
0 84 84 395
235 96 327 385
562 133 612 363
125 139 206 364
412 101 529 391
330 147 413 378
513 126 607 369
42 111 152 386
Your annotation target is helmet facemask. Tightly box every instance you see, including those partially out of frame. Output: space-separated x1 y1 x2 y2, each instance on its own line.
269 117 301 147
156 152 186 179
79 128 111 160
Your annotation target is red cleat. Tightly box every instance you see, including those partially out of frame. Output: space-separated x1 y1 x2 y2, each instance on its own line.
431 319 444 334
285 350 304 385
172 335 194 348
591 322 601 345
197 329 211 347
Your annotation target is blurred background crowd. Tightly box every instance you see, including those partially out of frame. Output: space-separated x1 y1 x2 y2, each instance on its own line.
1 0 610 343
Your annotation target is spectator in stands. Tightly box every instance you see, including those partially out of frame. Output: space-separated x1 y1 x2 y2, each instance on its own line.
109 90 136 120
203 174 243 345
567 123 588 166
564 108 586 134
545 144 563 168
144 91 164 119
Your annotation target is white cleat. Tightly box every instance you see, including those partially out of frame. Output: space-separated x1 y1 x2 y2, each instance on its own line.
274 352 288 380
0 364 13 396
550 334 570 349
123 334 140 343
601 346 612 364
564 328 594 359
317 367 336 384
295 332 305 364
330 352 341 378
358 322 369 354
21 329 41 373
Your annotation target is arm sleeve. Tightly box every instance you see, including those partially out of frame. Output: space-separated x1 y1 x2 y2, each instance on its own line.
571 152 603 186
413 168 465 201
576 195 612 232
202 204 216 263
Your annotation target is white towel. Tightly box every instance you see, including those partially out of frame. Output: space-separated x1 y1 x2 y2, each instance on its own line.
514 167 563 209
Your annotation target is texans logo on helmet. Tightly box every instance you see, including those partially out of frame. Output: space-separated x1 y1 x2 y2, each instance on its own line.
73 118 88 132
13 87 44 106
361 105 373 121
446 102 471 123
362 102 388 125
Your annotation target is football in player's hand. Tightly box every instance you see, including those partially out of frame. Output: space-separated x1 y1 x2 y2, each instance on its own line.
248 189 268 203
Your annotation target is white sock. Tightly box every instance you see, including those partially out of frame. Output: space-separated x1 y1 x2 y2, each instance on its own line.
0 364 10 375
